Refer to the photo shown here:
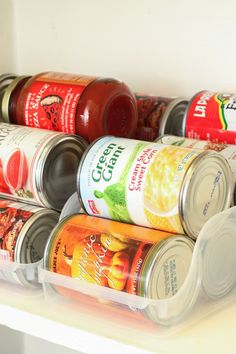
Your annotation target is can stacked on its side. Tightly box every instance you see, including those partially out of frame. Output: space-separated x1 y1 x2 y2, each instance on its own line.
155 135 236 204
43 214 195 323
0 199 59 286
183 90 236 144
77 136 233 239
0 122 87 210
0 74 17 121
160 90 236 145
135 93 188 141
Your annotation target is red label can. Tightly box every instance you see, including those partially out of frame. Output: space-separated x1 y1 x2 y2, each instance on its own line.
0 199 58 286
185 90 236 144
0 199 58 263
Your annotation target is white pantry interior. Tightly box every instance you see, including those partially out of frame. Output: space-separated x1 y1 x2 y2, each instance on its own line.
1 0 236 353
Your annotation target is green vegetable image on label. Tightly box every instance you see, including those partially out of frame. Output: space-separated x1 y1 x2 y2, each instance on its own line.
92 141 146 223
79 136 200 234
94 183 131 222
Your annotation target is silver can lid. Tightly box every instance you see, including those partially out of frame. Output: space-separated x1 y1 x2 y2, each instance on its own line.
159 98 189 137
60 192 84 220
36 134 88 211
180 151 233 239
139 235 194 323
0 73 17 121
14 208 59 286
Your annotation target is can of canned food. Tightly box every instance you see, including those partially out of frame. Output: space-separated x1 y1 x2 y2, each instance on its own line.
43 214 194 317
156 135 236 204
183 90 236 144
0 199 59 286
0 123 87 210
59 192 84 221
0 74 17 121
77 136 233 239
158 98 189 137
134 94 176 141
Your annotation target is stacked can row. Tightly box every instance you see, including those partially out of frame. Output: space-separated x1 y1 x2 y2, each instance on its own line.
2 73 236 145
0 70 235 325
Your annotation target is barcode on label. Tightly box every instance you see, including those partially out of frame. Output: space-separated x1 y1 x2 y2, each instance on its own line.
0 249 10 261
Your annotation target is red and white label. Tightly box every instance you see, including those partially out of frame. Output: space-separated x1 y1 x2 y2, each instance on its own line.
0 123 63 206
185 90 236 144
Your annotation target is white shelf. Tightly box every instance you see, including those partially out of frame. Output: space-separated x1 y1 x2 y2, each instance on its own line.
0 282 236 354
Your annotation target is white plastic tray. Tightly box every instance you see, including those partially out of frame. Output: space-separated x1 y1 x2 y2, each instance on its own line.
38 206 236 333
0 259 42 288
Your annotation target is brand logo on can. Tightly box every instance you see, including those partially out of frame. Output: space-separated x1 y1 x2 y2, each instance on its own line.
186 90 236 144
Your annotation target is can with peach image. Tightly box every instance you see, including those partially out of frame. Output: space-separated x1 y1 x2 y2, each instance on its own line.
44 214 194 303
0 123 87 210
78 136 233 239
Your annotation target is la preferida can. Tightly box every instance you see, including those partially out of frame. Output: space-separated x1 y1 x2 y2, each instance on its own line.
77 136 233 239
43 214 194 318
0 199 59 286
184 90 236 144
156 135 236 203
0 123 87 210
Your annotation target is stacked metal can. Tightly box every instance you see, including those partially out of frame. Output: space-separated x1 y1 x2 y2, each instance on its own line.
44 213 195 323
0 199 59 286
160 90 236 145
0 122 87 210
77 136 233 239
0 121 87 286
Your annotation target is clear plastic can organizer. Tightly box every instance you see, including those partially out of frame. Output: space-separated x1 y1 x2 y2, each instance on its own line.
38 206 236 334
0 259 41 287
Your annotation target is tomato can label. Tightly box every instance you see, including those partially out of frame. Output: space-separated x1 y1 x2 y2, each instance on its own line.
0 199 41 261
22 72 95 133
0 123 61 205
185 91 236 144
79 137 201 234
45 214 192 298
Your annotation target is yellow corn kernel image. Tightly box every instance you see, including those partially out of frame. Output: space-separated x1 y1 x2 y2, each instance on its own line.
143 146 196 230
144 208 183 233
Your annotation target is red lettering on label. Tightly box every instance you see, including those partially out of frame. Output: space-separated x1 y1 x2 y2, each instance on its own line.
88 200 100 214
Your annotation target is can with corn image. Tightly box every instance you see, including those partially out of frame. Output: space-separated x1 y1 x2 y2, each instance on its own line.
77 136 233 239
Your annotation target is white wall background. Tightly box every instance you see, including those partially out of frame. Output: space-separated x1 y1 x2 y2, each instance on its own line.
1 0 236 353
0 0 16 72
1 0 236 97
